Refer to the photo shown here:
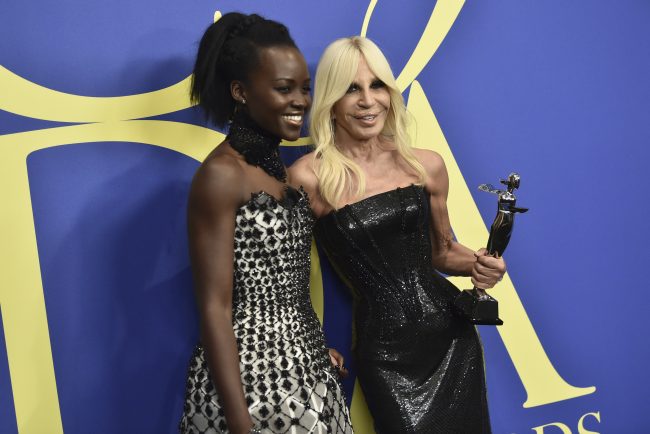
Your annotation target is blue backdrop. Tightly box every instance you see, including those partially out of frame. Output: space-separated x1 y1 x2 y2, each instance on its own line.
1 1 648 433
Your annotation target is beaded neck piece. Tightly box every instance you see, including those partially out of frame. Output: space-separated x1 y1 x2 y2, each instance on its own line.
227 111 286 182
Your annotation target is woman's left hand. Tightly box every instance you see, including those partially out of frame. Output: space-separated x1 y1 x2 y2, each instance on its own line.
328 348 349 378
471 248 507 289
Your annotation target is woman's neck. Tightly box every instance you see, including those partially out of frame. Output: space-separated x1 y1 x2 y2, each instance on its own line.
337 135 390 162
227 110 286 182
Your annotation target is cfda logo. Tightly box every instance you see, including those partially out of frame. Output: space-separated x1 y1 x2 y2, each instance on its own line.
0 1 595 433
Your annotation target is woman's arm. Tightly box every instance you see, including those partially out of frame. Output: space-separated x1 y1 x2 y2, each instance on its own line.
289 157 350 379
416 149 505 289
187 156 253 434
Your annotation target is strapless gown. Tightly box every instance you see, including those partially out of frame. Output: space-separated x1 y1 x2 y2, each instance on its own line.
315 184 490 434
180 187 353 433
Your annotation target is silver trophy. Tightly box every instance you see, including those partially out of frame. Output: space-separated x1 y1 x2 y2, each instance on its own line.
454 173 528 325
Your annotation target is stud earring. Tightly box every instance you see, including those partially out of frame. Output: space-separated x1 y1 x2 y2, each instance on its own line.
241 98 247 105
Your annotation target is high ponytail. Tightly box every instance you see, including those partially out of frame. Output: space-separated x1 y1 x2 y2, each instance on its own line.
191 13 296 127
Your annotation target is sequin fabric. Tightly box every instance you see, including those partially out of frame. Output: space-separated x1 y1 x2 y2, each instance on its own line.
227 111 287 182
315 185 491 434
180 188 353 434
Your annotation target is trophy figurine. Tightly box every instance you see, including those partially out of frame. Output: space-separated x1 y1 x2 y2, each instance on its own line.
454 172 528 325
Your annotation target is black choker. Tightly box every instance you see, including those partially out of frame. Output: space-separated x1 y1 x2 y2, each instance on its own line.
227 112 287 182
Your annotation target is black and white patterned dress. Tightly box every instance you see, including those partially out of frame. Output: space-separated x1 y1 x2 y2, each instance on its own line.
180 187 353 434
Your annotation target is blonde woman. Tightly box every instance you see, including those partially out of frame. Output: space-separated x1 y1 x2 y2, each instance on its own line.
289 37 505 433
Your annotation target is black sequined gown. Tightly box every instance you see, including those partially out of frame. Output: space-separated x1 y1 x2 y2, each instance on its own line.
180 187 353 434
315 185 490 434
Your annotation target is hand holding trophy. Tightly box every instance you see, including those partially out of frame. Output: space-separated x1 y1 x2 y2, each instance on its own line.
454 173 528 325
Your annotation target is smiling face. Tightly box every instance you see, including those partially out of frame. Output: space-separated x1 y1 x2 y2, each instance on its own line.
235 46 311 141
331 56 391 145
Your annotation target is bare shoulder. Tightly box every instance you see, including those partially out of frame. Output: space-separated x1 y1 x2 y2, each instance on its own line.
412 148 446 174
288 151 333 216
287 151 319 191
190 152 245 209
412 148 449 195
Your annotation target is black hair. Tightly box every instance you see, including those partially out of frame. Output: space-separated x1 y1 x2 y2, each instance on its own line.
191 13 298 127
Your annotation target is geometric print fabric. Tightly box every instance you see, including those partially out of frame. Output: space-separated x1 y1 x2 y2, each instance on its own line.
180 189 353 433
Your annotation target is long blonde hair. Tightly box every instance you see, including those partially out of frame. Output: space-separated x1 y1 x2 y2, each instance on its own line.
310 36 426 209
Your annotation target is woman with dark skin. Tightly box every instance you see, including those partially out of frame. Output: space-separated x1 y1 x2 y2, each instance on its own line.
179 14 353 434
289 37 505 433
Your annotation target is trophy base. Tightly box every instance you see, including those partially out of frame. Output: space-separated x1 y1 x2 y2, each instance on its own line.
454 290 503 326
